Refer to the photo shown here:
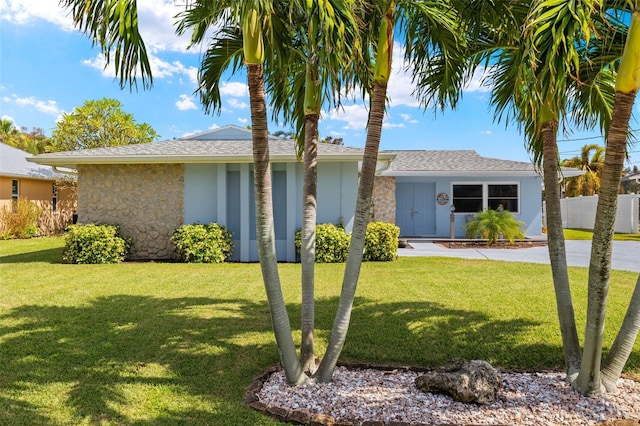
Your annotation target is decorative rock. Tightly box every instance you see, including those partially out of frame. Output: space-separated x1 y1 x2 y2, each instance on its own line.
414 358 502 404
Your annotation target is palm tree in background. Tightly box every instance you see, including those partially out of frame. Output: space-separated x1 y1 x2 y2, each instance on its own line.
561 144 606 197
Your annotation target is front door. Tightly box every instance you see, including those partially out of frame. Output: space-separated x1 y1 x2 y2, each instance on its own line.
396 183 436 236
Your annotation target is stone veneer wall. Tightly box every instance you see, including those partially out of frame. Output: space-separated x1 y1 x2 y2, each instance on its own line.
372 176 395 223
77 164 184 260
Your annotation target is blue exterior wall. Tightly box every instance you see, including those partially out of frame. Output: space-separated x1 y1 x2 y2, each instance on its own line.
183 160 359 262
394 175 542 238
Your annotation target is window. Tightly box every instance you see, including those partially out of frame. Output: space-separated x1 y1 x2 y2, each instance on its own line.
488 184 518 212
452 183 520 213
11 179 19 213
52 184 58 212
452 184 483 213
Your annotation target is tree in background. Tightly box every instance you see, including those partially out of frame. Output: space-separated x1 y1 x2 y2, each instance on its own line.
50 98 158 151
0 119 52 155
561 144 606 196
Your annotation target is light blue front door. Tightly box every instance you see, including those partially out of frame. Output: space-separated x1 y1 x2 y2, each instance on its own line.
396 183 436 236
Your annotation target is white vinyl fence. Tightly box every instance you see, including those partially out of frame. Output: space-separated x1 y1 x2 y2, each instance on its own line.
559 194 640 233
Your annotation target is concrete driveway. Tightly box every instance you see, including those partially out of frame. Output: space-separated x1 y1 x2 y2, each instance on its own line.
398 240 640 273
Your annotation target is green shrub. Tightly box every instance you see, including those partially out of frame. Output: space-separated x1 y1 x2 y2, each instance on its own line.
363 222 400 261
0 197 42 239
171 223 234 263
464 208 525 245
62 223 131 264
295 223 351 263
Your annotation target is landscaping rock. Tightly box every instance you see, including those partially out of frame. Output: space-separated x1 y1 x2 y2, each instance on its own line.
414 358 502 404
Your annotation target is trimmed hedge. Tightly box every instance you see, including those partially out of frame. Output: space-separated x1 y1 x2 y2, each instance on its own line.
295 223 351 263
296 221 399 263
171 223 234 263
363 221 400 261
62 223 131 264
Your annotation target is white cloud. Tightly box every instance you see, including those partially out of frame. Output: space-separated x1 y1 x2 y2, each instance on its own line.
237 117 248 124
480 130 493 135
209 123 220 129
4 94 62 116
464 66 492 93
386 43 421 108
2 0 196 53
1 0 75 31
382 121 405 129
175 94 197 111
1 115 16 128
81 54 115 78
227 98 248 110
220 82 249 97
82 52 198 86
327 104 370 130
400 113 419 124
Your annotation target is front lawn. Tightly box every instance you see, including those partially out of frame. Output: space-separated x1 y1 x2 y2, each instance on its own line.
564 228 640 241
1 237 639 425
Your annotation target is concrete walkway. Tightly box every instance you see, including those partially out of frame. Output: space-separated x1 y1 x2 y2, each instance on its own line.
398 240 640 273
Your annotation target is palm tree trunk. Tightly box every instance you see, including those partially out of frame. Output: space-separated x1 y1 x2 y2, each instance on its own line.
575 89 635 396
541 120 582 379
601 274 640 392
300 114 318 373
247 62 305 386
314 80 387 382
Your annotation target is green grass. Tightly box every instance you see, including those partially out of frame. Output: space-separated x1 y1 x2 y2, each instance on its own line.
564 228 640 241
1 237 639 425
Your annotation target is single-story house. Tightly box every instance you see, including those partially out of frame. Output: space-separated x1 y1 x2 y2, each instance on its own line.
29 125 553 261
1 142 76 234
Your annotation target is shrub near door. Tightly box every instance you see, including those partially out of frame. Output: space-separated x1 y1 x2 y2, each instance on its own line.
363 222 400 261
171 223 234 263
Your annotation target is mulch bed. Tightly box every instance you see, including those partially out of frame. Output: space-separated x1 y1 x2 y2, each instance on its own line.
435 240 548 249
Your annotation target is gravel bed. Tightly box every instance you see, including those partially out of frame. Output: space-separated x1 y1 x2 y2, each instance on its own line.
255 366 640 425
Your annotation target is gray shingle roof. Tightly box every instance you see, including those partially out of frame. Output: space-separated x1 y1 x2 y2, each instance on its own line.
28 125 370 167
0 142 64 180
382 150 537 173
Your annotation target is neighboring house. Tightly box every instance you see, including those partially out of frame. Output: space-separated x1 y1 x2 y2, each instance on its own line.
372 150 547 238
0 142 76 234
28 125 558 261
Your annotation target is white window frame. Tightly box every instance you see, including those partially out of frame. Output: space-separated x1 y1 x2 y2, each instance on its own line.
451 182 521 214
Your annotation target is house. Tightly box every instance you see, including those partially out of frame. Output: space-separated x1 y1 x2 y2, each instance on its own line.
28 126 381 261
372 150 546 238
28 125 550 261
0 142 76 234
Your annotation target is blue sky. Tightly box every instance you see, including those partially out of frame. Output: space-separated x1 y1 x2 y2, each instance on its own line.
1 0 639 170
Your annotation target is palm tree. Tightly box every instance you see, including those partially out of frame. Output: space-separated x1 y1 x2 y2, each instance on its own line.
265 1 359 373
315 0 469 381
179 0 359 378
561 144 606 196
479 0 640 395
476 0 617 382
576 0 640 396
62 0 307 385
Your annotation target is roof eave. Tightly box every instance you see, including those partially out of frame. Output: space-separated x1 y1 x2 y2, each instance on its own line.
0 172 60 181
27 153 369 167
379 170 541 177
